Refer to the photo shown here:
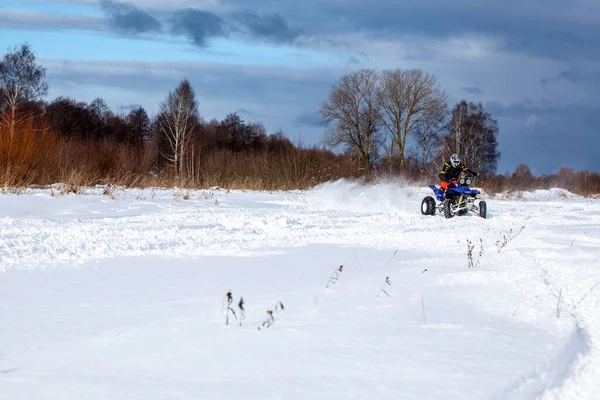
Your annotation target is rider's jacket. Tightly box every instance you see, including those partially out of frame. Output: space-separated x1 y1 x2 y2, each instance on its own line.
439 162 471 181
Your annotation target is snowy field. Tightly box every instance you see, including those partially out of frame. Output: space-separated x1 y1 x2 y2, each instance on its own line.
1 180 599 399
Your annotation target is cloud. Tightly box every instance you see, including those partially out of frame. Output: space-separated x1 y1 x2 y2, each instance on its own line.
45 58 337 101
0 9 106 32
118 103 143 112
540 67 600 86
232 10 300 43
558 68 591 84
235 108 253 115
101 0 162 34
5 1 600 64
170 9 227 47
347 56 361 64
461 86 484 95
485 100 600 173
218 0 600 63
294 111 324 128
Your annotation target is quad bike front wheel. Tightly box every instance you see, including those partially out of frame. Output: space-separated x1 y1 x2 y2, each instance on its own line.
421 196 436 216
443 199 454 219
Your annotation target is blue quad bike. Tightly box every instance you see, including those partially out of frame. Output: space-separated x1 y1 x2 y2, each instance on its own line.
421 171 487 219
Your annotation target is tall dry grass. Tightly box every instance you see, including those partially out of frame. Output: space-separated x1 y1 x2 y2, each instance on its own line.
0 117 358 191
1 115 598 195
478 168 600 197
157 147 359 190
0 113 51 188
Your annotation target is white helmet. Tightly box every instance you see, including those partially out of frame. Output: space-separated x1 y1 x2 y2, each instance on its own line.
450 153 461 167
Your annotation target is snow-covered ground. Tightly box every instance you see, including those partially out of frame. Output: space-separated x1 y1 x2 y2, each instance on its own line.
1 180 599 399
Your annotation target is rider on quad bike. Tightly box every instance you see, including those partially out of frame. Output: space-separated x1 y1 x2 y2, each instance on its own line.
439 153 478 194
421 153 487 218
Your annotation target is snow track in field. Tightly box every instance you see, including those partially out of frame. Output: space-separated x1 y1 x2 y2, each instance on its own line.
0 182 486 269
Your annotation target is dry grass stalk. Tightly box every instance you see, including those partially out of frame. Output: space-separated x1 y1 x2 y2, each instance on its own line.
353 250 363 269
467 238 483 268
496 226 525 253
573 282 600 310
257 301 284 330
224 291 237 326
238 297 245 327
383 249 398 268
325 265 344 288
377 276 392 297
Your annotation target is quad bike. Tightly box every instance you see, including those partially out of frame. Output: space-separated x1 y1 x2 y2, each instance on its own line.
421 171 487 219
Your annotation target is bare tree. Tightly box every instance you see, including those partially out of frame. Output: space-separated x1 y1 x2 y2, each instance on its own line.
439 100 500 175
155 79 199 175
320 69 381 173
376 68 447 169
415 112 445 169
216 112 266 152
126 106 151 146
0 43 48 136
88 97 111 140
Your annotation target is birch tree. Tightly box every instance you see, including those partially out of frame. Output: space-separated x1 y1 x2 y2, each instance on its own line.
320 69 381 173
376 68 446 169
155 79 199 175
0 43 48 136
439 100 500 175
414 111 445 168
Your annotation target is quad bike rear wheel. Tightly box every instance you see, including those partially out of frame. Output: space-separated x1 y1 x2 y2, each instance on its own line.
421 196 436 216
478 201 487 219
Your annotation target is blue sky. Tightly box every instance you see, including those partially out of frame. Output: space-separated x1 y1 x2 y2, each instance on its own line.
1 0 599 174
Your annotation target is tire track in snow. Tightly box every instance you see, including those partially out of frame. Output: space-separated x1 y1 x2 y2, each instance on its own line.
431 196 600 399
487 204 600 400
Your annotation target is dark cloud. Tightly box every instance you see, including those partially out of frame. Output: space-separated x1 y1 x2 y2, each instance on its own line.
118 103 143 112
541 67 599 86
235 108 253 115
485 100 600 173
232 10 300 42
171 9 227 47
462 86 484 95
294 111 324 128
486 101 541 119
101 0 161 33
558 68 591 84
4 1 600 63
221 0 600 62
497 122 599 175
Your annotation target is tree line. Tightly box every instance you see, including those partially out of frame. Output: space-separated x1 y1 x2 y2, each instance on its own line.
0 43 350 189
0 44 301 160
